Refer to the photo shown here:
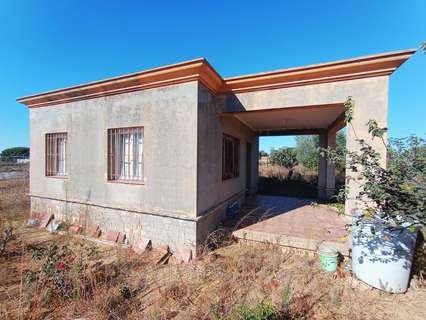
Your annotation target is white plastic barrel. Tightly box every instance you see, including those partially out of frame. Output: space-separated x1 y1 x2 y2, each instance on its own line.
351 211 418 293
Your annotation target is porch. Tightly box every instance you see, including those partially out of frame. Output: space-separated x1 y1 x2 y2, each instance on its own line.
232 195 350 255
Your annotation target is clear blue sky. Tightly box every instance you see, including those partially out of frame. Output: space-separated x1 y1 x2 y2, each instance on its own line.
0 1 425 152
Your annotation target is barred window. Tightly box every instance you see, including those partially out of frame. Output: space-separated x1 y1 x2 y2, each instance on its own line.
108 127 144 182
45 133 67 177
222 134 240 180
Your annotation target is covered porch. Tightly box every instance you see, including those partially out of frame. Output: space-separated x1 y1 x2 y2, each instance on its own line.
232 195 349 255
220 50 415 253
222 102 346 201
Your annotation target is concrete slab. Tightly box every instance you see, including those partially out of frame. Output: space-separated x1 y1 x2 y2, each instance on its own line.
233 195 350 255
133 237 152 254
88 224 101 238
172 248 193 263
69 225 83 234
100 230 120 242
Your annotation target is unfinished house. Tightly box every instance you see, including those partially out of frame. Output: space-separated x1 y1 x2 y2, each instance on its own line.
17 49 415 253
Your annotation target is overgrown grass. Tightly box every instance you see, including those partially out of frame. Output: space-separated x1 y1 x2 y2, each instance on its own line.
1 175 426 319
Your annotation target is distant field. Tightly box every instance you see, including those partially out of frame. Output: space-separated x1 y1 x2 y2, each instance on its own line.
0 163 28 180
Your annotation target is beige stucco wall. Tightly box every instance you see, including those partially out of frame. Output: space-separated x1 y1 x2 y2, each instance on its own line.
29 81 199 220
226 76 389 214
197 83 258 215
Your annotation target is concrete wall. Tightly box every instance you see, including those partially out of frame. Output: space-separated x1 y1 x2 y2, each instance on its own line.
196 84 258 242
226 76 389 214
31 196 197 251
30 82 199 249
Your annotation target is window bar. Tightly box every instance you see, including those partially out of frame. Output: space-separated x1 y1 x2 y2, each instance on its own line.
115 129 119 180
108 130 110 179
46 134 49 175
127 129 131 180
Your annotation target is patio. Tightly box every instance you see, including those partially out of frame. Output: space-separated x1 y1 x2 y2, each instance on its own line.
232 195 350 255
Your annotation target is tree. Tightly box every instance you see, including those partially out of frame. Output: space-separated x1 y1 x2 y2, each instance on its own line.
259 150 268 158
294 135 319 171
269 147 298 179
0 147 29 161
294 131 346 172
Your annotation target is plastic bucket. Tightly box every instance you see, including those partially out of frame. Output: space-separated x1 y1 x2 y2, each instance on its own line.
318 245 338 272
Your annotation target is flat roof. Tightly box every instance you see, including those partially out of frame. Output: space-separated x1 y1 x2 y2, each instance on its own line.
17 49 416 108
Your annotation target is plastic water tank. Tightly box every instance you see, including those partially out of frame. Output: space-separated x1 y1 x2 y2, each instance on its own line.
351 211 418 293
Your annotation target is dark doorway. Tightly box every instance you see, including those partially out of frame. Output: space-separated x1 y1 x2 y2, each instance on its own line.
246 142 252 195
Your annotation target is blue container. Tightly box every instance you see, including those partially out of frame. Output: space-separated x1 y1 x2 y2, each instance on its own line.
226 201 240 218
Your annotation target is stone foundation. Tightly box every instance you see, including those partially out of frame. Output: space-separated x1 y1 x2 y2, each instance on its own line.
31 190 246 253
31 196 197 252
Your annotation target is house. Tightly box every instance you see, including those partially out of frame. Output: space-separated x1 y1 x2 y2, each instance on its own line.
11 155 30 164
17 49 415 254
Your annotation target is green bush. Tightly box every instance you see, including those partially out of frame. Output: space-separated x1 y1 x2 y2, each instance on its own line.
270 148 298 179
294 132 346 172
229 300 277 320
295 136 319 171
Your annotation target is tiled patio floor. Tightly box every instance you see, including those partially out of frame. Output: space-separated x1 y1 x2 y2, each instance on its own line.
233 195 350 255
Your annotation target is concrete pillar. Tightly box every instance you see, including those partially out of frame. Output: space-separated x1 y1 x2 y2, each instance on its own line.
318 130 336 201
345 77 389 215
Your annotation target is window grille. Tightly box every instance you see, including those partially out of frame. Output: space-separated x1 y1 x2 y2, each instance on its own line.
45 132 67 177
222 134 240 180
108 127 144 182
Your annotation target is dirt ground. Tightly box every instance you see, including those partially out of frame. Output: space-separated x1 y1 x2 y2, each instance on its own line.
1 178 425 319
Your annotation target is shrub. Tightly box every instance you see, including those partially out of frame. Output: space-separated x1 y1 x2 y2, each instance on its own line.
295 132 346 172
24 242 105 303
270 148 298 179
228 300 277 320
295 136 319 171
321 97 426 228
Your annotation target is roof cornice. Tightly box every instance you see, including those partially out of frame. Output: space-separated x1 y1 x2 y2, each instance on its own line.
223 49 416 93
17 58 225 108
17 49 416 108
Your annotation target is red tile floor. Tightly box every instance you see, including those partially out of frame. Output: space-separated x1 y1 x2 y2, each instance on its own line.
232 195 350 255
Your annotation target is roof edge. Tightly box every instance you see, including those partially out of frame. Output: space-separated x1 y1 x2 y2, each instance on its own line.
17 58 225 108
17 49 416 108
223 49 416 93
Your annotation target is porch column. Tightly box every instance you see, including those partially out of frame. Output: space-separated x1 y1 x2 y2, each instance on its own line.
345 80 389 215
318 130 336 201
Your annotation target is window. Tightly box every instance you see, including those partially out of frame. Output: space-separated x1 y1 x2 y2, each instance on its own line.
45 133 67 177
222 134 240 180
108 127 144 182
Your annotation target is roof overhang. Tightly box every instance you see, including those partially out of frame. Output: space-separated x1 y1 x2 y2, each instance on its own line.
224 49 416 93
221 103 346 136
17 58 225 108
17 49 416 108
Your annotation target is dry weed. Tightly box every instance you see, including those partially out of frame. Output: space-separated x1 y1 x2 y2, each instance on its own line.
1 174 426 319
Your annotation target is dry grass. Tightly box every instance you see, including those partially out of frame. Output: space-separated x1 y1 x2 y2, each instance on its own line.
0 176 425 319
0 179 29 228
259 164 317 184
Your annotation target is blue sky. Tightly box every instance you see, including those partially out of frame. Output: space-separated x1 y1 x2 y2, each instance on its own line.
0 1 425 152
